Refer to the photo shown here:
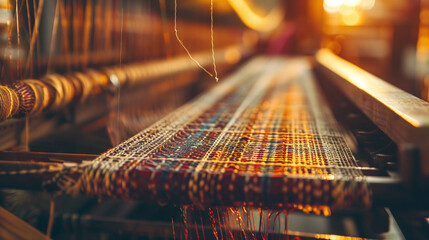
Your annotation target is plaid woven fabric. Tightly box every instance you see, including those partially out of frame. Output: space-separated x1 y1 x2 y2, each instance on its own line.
72 57 371 209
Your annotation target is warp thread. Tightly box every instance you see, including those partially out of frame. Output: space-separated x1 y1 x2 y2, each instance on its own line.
48 57 372 209
0 68 112 121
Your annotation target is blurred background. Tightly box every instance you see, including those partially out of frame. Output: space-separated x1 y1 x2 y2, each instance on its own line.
0 1 429 239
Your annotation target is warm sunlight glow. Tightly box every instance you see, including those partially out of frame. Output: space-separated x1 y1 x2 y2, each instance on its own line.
341 10 362 26
227 0 284 32
323 0 374 13
324 0 344 13
224 46 241 64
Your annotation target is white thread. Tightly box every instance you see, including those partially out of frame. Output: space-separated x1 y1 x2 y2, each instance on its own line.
46 198 55 239
174 0 219 81
210 0 218 82
117 7 124 129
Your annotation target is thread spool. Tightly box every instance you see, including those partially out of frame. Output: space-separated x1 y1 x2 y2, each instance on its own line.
134 65 151 83
9 87 20 117
24 80 52 114
128 65 146 85
0 86 14 121
24 80 43 114
25 81 41 114
103 67 128 88
41 74 66 110
73 72 94 103
64 74 83 103
96 71 110 88
86 70 105 95
56 74 75 106
85 69 110 95
11 82 36 117
37 80 52 111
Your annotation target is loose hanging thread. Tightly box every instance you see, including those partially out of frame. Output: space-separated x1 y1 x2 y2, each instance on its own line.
174 0 219 82
118 7 123 124
46 198 55 239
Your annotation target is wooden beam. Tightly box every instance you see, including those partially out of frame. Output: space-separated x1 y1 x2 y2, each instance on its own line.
315 49 429 189
0 151 97 163
0 207 48 240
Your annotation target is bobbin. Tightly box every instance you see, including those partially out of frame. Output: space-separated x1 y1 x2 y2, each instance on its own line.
63 74 83 103
7 86 20 117
41 74 66 110
0 86 15 121
24 80 52 115
57 74 76 106
72 72 94 103
86 69 110 95
41 74 75 110
10 81 36 117
102 66 128 89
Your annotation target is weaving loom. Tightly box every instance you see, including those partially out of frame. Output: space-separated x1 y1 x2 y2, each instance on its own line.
1 0 429 239
61 57 371 210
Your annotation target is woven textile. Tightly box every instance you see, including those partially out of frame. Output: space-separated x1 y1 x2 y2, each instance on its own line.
71 57 371 209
